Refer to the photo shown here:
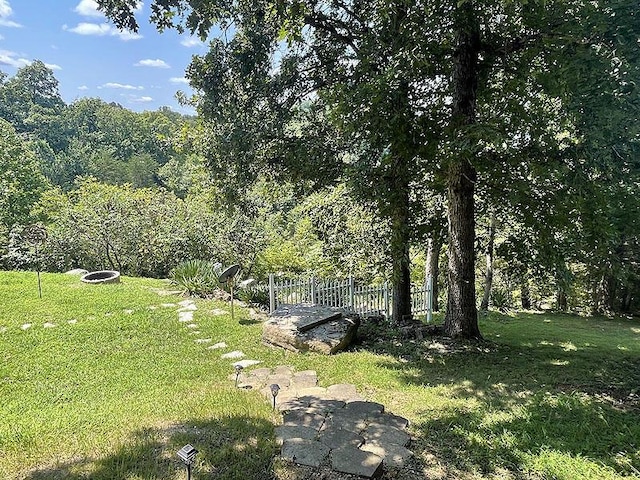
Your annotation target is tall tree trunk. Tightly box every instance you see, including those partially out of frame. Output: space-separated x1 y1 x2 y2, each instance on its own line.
556 288 567 312
390 176 412 323
480 212 497 311
520 273 532 310
444 1 481 338
425 235 443 312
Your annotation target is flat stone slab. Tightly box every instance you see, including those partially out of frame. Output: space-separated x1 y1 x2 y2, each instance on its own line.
232 359 261 368
331 445 383 478
327 383 361 402
274 365 294 376
283 410 327 431
266 374 291 388
269 304 344 332
66 268 88 275
278 399 312 412
251 367 273 378
263 304 360 354
361 423 411 447
309 399 346 413
221 350 245 359
291 371 318 389
345 401 385 416
295 386 327 399
368 413 410 430
281 439 330 467
323 410 368 434
360 442 413 468
318 426 365 449
275 425 318 445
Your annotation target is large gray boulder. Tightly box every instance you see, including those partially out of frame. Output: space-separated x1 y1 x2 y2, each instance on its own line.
262 304 360 354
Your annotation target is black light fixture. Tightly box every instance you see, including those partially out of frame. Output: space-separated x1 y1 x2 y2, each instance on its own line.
270 383 280 410
234 364 244 387
218 264 241 322
177 444 198 480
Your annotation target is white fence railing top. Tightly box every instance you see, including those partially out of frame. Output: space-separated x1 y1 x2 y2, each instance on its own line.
268 274 432 322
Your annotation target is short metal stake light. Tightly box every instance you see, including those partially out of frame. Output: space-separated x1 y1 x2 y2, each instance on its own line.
177 444 198 480
234 364 244 387
22 224 47 299
270 383 280 410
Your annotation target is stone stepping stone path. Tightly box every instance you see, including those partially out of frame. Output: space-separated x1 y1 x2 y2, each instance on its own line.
231 365 413 478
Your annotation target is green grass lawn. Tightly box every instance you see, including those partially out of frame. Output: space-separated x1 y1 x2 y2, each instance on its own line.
1 271 639 479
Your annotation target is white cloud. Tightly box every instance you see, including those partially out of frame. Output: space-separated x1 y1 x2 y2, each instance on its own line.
180 36 204 48
0 0 21 27
74 0 143 18
78 85 89 90
170 77 189 85
100 82 143 90
135 58 170 68
0 34 4 40
0 49 30 68
74 0 102 17
45 63 62 71
0 0 11 17
0 19 20 27
63 22 142 41
131 95 153 102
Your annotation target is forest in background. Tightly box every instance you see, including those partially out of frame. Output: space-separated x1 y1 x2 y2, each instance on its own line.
1 55 639 317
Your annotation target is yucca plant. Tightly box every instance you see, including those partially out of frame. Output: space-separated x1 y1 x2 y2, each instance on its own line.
170 259 222 297
236 283 270 309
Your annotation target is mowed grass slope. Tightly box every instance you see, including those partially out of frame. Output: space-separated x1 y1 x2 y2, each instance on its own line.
1 271 639 479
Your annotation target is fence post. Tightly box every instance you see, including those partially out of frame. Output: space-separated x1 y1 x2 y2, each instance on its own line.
269 274 276 313
311 276 316 305
383 281 390 319
349 276 355 310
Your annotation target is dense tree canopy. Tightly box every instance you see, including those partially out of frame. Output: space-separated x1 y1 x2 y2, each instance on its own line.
95 0 640 336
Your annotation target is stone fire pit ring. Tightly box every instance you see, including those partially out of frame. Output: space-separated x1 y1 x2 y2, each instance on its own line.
81 270 121 284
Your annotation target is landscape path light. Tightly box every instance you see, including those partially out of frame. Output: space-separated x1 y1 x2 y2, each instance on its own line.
234 364 244 387
270 383 280 410
22 224 47 299
177 444 198 480
218 264 241 322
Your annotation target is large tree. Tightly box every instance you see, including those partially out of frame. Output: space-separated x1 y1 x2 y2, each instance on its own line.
98 0 640 337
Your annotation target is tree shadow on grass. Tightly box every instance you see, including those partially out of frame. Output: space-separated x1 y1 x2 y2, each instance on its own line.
409 390 640 478
25 415 278 480
355 317 640 478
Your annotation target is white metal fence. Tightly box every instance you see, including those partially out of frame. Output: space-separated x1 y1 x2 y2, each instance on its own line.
268 275 433 322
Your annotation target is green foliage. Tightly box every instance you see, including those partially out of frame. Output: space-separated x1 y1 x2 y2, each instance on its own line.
170 259 223 296
0 119 49 231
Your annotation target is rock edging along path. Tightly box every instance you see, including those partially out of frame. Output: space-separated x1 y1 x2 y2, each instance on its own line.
230 366 413 478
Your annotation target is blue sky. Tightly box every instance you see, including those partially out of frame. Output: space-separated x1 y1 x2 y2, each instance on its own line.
0 0 210 113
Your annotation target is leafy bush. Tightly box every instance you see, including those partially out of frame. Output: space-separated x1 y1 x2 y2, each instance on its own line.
170 260 222 297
